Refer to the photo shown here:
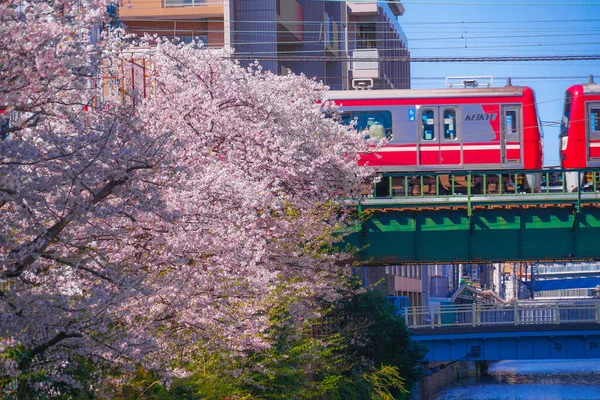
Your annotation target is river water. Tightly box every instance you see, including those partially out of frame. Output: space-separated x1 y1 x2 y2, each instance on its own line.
433 359 600 400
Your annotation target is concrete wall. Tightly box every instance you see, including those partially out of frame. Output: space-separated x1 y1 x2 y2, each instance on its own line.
412 361 488 400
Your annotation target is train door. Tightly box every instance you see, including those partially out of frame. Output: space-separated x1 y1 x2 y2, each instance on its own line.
501 105 522 163
418 106 461 167
586 102 600 161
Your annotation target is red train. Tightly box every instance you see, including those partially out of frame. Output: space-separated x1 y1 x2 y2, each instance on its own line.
560 80 600 169
324 78 543 193
325 80 543 172
558 80 600 191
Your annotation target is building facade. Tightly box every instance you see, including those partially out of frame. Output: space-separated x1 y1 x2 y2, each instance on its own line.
354 265 423 310
347 1 410 89
118 0 410 90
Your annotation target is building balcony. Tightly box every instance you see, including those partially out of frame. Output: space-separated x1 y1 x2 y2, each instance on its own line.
119 0 224 20
347 1 404 16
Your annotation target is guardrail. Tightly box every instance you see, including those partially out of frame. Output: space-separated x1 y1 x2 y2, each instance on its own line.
405 301 600 329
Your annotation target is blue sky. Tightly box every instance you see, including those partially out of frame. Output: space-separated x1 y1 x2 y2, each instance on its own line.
398 0 600 166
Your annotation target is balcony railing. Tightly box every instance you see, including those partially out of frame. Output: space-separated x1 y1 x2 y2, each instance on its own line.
164 0 221 7
351 48 379 79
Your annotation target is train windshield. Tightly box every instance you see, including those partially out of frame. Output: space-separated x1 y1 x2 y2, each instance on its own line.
340 110 393 140
560 92 572 138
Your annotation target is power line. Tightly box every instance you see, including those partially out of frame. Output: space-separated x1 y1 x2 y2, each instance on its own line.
323 0 600 6
412 75 593 81
233 55 600 62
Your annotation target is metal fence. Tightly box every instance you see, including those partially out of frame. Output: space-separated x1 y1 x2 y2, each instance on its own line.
405 301 600 329
368 168 600 198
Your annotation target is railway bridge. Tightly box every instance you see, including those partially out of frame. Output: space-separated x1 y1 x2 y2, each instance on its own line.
344 169 600 361
347 168 600 263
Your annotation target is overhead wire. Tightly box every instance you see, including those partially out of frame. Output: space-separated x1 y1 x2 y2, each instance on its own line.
118 0 600 97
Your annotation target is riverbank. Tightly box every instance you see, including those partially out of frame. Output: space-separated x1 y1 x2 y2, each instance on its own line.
411 360 489 400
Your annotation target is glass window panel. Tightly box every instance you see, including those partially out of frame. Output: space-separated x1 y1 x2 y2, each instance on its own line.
590 108 600 132
443 109 457 140
560 92 571 137
421 109 435 140
356 23 377 49
340 110 393 140
505 110 518 135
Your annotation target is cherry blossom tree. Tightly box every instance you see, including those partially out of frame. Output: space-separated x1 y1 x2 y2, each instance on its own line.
0 1 373 390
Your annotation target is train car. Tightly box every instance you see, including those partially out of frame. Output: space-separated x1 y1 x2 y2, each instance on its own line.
559 80 600 191
560 80 600 169
324 79 543 194
324 81 543 173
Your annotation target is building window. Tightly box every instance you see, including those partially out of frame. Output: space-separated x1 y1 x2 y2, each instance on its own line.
108 76 120 98
356 23 376 49
325 15 333 47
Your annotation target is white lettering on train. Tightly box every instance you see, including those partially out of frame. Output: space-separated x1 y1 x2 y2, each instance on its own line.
464 113 498 121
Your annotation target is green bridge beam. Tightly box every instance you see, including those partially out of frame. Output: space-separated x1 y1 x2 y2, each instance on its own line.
346 204 600 264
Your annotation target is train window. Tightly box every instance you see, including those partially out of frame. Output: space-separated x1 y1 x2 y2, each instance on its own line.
421 109 435 141
340 110 392 140
560 92 572 137
505 110 518 135
443 109 457 140
589 106 600 134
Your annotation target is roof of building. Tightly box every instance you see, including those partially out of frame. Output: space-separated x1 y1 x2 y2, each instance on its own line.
533 277 600 291
449 284 506 304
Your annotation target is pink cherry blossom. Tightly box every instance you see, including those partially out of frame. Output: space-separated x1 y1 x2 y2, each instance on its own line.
0 2 373 383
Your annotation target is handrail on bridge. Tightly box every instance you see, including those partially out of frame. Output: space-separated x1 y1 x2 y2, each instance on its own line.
404 300 600 329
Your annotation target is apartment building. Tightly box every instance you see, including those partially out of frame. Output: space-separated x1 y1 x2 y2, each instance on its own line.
347 1 410 89
354 265 424 309
118 0 410 90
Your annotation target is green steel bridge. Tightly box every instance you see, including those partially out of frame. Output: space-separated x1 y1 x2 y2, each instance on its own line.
346 168 600 264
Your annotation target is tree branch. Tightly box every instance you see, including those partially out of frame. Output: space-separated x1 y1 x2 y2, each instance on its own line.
18 331 83 371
